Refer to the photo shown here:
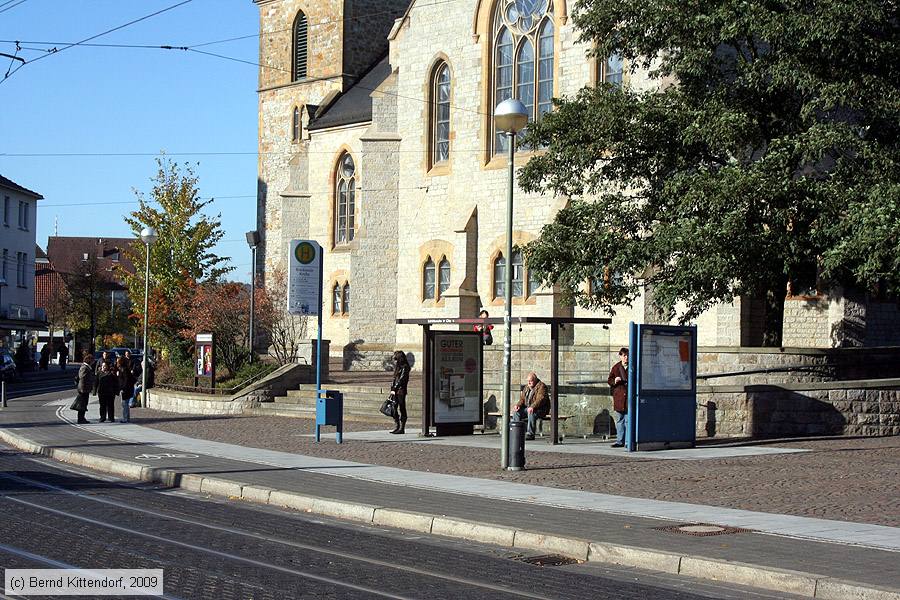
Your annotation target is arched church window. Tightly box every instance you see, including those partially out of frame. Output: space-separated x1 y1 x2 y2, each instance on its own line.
291 106 301 142
438 258 451 296
293 10 308 81
492 0 555 154
423 257 436 300
334 153 356 245
431 63 451 166
600 53 624 87
342 283 351 314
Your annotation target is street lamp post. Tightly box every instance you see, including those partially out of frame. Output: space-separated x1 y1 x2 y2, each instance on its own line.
140 227 158 406
246 231 260 364
493 99 529 470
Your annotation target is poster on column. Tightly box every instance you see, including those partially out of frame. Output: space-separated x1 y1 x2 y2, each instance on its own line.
639 328 694 391
431 331 483 424
288 239 323 316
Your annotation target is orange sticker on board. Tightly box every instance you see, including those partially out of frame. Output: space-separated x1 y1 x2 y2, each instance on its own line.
679 339 690 362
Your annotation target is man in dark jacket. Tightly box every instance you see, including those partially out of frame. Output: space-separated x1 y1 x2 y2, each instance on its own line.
607 348 629 447
72 351 95 424
94 360 120 423
513 372 549 441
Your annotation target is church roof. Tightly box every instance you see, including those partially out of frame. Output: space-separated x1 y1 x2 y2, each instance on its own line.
308 55 391 131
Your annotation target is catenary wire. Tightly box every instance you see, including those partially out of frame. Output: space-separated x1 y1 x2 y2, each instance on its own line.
1 0 194 84
0 0 27 15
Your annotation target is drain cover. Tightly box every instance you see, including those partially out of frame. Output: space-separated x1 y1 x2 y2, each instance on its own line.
514 554 581 567
654 523 751 536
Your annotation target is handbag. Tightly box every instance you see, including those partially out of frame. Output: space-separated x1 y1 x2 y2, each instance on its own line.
379 397 397 418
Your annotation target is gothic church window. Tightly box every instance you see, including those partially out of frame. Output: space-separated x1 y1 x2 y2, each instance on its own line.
439 258 451 296
334 153 356 245
332 281 350 315
291 106 301 142
600 53 624 86
342 283 351 314
492 0 555 154
492 249 538 299
423 258 436 300
293 10 308 81
431 63 451 166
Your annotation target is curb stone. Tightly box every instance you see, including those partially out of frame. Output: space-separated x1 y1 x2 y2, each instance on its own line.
1 428 897 600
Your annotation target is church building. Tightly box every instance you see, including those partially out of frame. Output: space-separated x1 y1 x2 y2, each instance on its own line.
253 0 900 368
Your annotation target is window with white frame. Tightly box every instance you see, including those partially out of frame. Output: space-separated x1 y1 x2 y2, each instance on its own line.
16 252 26 287
18 201 28 230
1 248 7 281
2 196 8 226
492 0 555 154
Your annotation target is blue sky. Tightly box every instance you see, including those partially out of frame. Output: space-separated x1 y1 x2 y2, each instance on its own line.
0 0 261 281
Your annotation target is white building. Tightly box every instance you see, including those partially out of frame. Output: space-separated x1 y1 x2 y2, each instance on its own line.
0 174 43 351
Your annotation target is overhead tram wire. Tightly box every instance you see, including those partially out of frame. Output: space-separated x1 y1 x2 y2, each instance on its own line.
0 0 194 84
0 0 27 15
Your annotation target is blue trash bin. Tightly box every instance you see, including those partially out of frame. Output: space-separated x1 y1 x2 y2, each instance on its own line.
316 389 344 443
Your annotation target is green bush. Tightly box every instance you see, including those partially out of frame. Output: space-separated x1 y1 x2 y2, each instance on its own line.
216 360 277 390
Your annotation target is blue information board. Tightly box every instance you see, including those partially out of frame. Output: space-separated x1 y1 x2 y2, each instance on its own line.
626 323 698 451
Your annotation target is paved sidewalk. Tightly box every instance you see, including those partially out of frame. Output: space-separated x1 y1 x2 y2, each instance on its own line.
1 395 898 599
135 410 900 527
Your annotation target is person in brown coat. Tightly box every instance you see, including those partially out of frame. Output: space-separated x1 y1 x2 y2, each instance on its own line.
607 347 629 447
513 372 549 440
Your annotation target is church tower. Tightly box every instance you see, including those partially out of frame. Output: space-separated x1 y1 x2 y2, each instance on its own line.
254 0 410 287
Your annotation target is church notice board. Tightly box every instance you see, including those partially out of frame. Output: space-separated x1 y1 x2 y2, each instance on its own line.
429 331 483 428
627 323 697 451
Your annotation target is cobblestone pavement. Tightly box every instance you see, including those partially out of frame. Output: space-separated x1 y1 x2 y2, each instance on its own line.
133 410 900 527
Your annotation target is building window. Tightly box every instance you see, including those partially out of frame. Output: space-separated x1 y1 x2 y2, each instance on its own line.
493 0 555 154
493 249 539 299
334 153 357 246
16 252 26 287
423 257 436 300
1 248 7 281
332 283 342 315
431 63 451 166
18 201 28 230
292 107 302 142
293 10 308 81
342 283 350 314
600 53 624 86
439 258 451 296
2 196 8 226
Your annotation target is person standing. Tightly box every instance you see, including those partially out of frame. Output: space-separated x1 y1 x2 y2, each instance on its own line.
117 355 136 423
57 343 69 370
607 347 629 448
389 351 410 434
39 343 51 371
473 309 494 346
94 360 120 423
71 351 95 424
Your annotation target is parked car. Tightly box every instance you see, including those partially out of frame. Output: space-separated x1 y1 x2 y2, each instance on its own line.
0 349 18 382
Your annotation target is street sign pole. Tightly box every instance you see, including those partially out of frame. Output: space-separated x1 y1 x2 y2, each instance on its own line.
288 239 325 430
315 250 323 396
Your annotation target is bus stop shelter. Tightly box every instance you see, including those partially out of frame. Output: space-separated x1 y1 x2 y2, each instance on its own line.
397 316 612 445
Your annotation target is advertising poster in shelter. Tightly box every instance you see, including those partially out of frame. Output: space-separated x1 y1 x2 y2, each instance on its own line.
431 332 482 424
639 328 693 391
195 332 215 388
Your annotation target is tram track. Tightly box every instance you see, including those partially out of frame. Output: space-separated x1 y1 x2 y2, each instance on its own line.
0 467 594 600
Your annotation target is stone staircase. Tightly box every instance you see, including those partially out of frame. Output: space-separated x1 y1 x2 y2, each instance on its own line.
259 383 424 423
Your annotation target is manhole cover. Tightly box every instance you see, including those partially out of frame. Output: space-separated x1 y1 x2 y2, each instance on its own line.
654 523 752 536
513 554 581 567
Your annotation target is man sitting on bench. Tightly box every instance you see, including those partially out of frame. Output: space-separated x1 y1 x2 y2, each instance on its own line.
512 372 549 440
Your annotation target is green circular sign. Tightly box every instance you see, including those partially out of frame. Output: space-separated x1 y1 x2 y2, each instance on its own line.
295 242 316 264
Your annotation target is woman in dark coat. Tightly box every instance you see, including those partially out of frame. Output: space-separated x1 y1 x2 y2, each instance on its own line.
389 351 411 434
94 360 120 423
71 351 95 424
117 356 135 423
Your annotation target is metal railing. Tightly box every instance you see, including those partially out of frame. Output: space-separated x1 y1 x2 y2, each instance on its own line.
156 365 278 396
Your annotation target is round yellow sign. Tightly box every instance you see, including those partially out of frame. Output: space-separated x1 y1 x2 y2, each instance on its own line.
295 242 316 265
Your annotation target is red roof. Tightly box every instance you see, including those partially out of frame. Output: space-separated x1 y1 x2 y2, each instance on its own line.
45 236 138 279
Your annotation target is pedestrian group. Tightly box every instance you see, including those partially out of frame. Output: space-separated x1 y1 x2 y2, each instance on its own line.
71 349 147 424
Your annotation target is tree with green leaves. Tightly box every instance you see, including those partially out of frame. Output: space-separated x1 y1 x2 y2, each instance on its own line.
122 158 232 358
520 0 899 345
